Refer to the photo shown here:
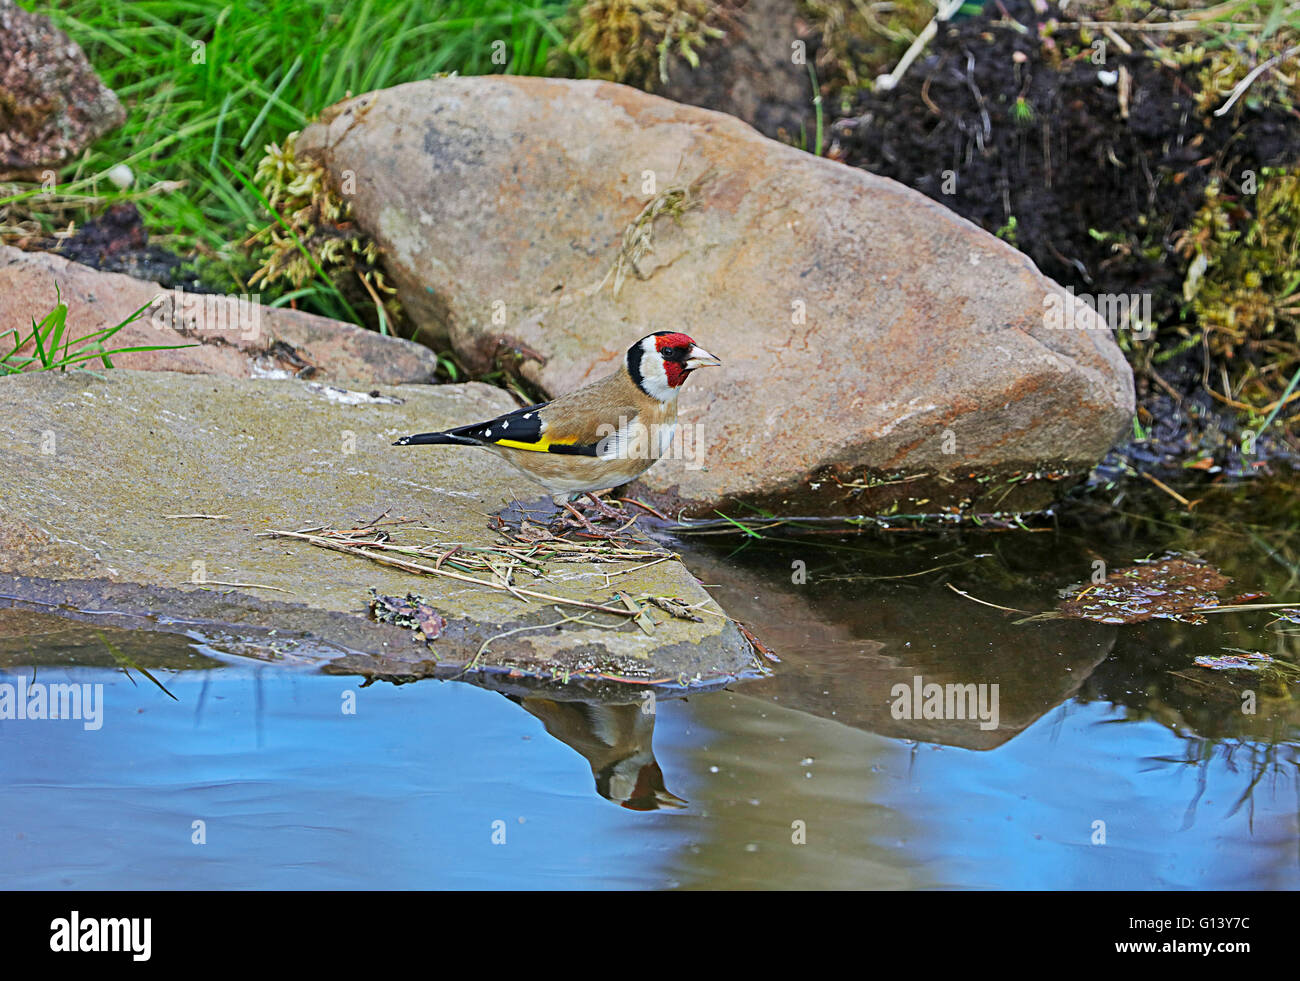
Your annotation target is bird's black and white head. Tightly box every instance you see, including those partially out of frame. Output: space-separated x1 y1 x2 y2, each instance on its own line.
625 331 721 402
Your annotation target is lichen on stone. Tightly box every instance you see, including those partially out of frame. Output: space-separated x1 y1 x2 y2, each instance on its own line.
0 0 126 177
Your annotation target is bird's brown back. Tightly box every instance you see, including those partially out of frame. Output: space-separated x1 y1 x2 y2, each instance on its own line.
540 366 676 445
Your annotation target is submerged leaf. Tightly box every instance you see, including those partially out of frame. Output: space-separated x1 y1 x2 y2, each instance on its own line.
1195 651 1274 671
1056 553 1234 625
97 631 178 700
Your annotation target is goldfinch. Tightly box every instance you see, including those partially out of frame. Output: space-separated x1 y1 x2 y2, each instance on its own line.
394 332 721 515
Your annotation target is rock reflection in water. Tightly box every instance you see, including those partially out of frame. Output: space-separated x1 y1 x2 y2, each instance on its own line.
679 539 1116 749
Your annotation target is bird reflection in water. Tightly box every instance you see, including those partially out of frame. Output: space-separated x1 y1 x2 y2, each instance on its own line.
509 696 686 811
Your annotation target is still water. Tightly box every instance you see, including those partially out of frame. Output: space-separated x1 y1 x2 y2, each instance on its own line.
2 483 1297 889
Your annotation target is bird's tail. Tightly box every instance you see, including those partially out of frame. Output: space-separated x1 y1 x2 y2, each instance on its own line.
392 430 480 447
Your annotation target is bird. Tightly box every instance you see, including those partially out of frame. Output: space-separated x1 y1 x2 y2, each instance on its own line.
393 331 721 525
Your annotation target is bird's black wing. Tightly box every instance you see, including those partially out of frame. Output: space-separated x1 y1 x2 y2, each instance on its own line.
446 402 548 446
395 402 599 455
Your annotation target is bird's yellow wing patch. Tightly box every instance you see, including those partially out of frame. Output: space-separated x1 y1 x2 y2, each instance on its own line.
492 435 578 452
438 401 599 456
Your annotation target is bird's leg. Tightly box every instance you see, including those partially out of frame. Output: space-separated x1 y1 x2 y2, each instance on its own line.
584 491 630 521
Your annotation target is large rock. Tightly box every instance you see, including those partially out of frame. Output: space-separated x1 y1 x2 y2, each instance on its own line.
1 246 440 388
297 76 1135 518
0 370 761 692
0 0 125 177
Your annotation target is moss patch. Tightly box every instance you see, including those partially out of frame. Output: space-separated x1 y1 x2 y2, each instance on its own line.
1179 169 1300 422
565 0 737 87
249 131 403 335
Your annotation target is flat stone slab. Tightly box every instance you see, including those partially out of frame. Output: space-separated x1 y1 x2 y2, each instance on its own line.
0 370 762 695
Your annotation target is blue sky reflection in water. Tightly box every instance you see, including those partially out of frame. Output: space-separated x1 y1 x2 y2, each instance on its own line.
0 651 1295 889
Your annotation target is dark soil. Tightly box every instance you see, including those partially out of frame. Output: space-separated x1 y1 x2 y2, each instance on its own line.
826 0 1300 326
35 202 206 289
802 0 1300 471
1088 348 1300 490
655 0 817 145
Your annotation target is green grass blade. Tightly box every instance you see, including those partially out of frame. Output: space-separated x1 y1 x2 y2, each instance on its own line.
1258 363 1300 435
52 343 201 369
98 631 178 701
712 510 766 539
239 54 303 150
29 315 51 368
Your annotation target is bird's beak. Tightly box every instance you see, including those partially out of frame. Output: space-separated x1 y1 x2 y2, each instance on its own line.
685 345 722 370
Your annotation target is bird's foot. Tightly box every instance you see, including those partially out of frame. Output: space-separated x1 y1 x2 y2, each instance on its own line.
550 494 641 538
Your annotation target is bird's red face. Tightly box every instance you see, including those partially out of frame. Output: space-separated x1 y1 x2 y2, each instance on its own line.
650 332 722 389
627 331 722 400
654 332 696 389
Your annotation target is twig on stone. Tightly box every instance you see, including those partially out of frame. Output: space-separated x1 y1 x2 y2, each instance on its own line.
263 528 642 617
463 607 601 676
182 579 294 593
